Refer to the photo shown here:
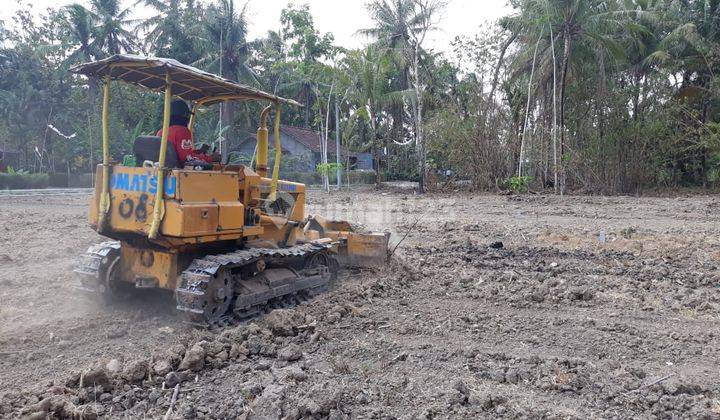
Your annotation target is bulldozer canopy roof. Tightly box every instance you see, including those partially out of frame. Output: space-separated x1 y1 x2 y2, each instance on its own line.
71 54 301 107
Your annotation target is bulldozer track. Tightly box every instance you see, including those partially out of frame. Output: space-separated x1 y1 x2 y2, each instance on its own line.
76 241 336 328
74 241 122 293
175 242 334 328
74 241 338 328
179 282 327 329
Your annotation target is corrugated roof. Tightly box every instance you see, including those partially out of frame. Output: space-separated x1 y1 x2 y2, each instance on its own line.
70 54 301 107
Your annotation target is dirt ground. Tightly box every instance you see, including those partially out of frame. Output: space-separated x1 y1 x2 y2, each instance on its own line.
1 186 719 419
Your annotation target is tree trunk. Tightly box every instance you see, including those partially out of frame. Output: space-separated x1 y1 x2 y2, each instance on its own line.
222 68 237 151
487 30 518 109
413 42 426 193
559 33 571 195
391 67 408 148
222 102 235 150
321 84 334 192
624 71 642 192
335 99 341 189
597 49 606 190
303 83 312 128
519 33 542 178
549 29 558 194
369 105 381 186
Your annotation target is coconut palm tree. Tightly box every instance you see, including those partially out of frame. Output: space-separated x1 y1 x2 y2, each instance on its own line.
135 0 201 63
503 0 631 192
338 46 409 178
89 0 137 56
61 4 98 64
360 0 443 190
278 4 335 127
194 0 258 147
359 0 437 146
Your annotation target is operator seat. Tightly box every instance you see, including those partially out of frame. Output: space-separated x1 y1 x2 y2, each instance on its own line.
132 136 180 168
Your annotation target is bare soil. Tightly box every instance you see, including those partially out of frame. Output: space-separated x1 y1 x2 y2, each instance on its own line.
0 187 719 419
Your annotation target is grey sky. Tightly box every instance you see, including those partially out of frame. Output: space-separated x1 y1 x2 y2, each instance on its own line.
3 0 513 55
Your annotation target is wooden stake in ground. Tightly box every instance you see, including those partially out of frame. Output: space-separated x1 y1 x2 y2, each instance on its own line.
622 373 675 396
163 384 180 420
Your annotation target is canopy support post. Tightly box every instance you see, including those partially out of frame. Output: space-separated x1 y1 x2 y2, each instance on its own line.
255 105 272 177
97 75 112 232
148 71 172 239
188 102 197 132
269 102 281 200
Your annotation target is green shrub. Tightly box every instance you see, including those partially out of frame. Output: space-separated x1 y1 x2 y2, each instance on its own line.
0 173 51 189
316 162 342 175
503 175 532 193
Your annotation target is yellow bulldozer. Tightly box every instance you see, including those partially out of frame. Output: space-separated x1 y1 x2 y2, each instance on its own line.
72 55 388 327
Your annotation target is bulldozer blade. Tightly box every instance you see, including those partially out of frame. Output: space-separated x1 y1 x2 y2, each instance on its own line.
304 215 389 268
305 214 353 235
343 232 390 268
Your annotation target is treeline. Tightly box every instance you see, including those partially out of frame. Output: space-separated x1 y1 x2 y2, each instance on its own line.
0 0 718 193
492 0 720 193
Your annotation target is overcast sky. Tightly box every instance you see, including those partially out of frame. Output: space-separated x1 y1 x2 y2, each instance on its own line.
2 0 513 54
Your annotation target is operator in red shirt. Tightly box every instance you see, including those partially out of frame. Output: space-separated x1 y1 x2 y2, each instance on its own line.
156 99 218 165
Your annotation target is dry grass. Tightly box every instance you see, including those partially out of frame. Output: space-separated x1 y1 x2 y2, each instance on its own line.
330 357 351 374
679 307 699 318
553 367 571 385
348 305 363 317
711 399 720 414
620 226 637 239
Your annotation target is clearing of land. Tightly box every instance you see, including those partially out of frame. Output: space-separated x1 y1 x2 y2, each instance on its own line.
0 186 718 419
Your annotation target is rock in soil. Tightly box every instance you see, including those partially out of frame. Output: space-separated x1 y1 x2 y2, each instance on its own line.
264 309 307 336
247 384 285 419
178 343 205 372
277 344 303 362
123 360 148 382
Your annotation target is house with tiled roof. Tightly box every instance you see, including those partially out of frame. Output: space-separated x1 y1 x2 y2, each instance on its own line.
235 125 373 172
